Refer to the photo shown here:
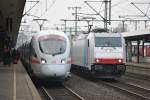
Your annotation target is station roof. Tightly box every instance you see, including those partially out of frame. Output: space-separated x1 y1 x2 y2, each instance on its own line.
0 0 26 40
121 29 150 42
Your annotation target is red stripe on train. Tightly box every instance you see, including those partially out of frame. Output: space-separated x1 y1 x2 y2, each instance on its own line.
31 58 40 64
66 58 72 64
94 58 124 64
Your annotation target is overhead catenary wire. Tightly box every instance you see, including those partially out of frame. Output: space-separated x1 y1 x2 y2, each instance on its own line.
39 0 57 18
75 0 131 23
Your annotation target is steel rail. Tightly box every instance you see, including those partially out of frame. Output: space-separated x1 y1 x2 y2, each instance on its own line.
100 81 150 100
126 63 150 70
41 87 54 100
41 85 85 100
63 84 85 100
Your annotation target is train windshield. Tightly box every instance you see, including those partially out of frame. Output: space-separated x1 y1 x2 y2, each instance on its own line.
95 37 122 47
39 36 66 55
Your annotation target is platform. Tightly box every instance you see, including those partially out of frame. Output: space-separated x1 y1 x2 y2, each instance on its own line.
0 61 41 100
126 62 150 69
126 62 150 77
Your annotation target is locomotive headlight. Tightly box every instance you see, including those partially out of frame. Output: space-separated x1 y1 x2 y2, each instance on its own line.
118 59 122 63
96 59 99 62
41 58 47 64
96 59 99 63
94 58 100 63
118 59 121 62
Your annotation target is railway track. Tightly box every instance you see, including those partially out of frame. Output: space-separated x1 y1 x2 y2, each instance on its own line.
125 72 150 83
99 79 150 100
72 66 150 100
29 72 85 100
125 72 150 82
126 63 150 77
126 63 150 70
41 84 85 100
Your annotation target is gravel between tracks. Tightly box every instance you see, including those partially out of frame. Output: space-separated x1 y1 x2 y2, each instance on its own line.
64 74 135 100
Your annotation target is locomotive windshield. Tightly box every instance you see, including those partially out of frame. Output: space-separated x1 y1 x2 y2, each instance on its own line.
95 37 122 47
39 35 66 55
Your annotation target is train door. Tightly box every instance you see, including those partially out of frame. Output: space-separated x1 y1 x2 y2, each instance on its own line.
86 39 92 68
87 36 94 69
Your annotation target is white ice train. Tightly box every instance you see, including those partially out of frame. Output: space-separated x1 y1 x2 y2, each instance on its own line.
72 32 126 78
19 30 71 81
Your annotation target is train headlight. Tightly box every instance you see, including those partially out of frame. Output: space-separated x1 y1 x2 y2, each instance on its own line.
61 59 66 64
96 59 99 63
96 59 100 63
41 58 47 64
94 58 100 63
118 59 122 63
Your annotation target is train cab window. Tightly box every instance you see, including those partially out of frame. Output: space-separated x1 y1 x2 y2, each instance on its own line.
39 35 66 55
95 37 122 47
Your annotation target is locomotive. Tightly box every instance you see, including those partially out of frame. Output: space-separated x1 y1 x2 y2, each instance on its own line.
71 32 126 78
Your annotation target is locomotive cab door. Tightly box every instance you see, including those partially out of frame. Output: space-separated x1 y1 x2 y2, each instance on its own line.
87 35 95 70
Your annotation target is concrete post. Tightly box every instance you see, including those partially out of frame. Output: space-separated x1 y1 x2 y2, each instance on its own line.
127 41 132 62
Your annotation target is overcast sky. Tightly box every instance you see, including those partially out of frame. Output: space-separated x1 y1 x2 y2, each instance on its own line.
21 0 150 31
